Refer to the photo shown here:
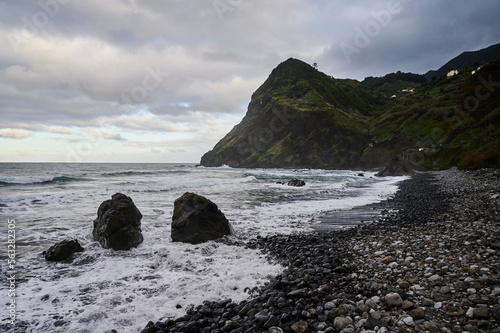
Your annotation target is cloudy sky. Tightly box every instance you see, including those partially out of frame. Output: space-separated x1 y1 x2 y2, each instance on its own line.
1 0 499 163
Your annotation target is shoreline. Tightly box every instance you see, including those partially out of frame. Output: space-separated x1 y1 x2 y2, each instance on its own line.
142 168 499 333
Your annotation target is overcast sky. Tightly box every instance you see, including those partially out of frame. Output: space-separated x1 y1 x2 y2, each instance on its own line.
1 0 499 163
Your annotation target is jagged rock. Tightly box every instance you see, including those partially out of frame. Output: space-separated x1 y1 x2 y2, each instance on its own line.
171 192 231 244
92 193 143 250
44 239 84 261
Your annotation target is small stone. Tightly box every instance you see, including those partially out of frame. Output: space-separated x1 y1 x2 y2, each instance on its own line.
287 288 309 298
398 280 411 289
469 264 479 272
267 327 283 333
434 302 442 309
384 292 403 307
439 286 451 294
428 274 441 282
366 311 392 329
402 316 415 326
333 316 353 330
425 257 434 263
423 321 439 333
340 328 354 333
472 307 489 319
421 298 433 307
264 315 279 329
328 304 349 319
324 301 336 310
409 308 425 320
290 321 308 333
401 300 414 310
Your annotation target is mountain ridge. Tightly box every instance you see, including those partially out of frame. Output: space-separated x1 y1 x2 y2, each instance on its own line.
201 45 500 170
423 42 500 80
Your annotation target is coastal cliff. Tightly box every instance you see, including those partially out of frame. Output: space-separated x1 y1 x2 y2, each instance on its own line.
202 51 500 170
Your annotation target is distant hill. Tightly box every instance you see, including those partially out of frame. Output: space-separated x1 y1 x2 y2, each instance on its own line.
363 71 427 87
424 42 500 80
200 58 387 169
201 52 500 170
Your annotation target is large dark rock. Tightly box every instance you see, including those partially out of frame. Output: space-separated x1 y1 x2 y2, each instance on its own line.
171 192 232 244
44 239 84 262
93 193 143 250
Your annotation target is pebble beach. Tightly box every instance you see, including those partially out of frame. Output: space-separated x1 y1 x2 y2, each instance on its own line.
142 168 500 333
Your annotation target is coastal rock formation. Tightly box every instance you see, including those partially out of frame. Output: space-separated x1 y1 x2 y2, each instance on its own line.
93 193 143 250
44 239 84 262
171 192 231 244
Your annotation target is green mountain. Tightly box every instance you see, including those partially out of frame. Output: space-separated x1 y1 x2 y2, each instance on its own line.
363 71 427 88
424 42 500 80
201 55 500 170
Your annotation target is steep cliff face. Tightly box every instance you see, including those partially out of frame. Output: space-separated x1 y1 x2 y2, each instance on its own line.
200 58 386 169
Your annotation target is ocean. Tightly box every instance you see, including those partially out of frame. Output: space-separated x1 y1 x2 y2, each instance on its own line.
0 163 406 332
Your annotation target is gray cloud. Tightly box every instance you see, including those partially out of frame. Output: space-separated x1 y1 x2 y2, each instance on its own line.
1 0 499 161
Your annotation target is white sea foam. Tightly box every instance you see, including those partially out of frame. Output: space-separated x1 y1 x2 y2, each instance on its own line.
0 163 407 332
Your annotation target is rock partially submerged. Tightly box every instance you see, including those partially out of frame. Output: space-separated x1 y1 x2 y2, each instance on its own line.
376 156 427 177
44 239 84 262
171 192 231 244
277 179 306 187
93 193 143 250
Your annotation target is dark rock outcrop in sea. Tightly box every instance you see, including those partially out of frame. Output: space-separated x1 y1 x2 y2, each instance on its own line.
92 193 143 250
277 179 306 187
43 239 84 261
171 192 232 244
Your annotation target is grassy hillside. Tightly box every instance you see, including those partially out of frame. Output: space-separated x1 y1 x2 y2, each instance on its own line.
201 57 500 170
366 58 500 170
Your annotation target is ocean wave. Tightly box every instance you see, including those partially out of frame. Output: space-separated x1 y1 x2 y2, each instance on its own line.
0 175 84 186
101 169 189 177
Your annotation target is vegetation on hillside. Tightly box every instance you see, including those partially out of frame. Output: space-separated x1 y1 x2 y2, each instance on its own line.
201 54 500 170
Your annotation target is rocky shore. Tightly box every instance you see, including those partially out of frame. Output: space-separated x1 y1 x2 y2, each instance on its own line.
142 168 500 333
